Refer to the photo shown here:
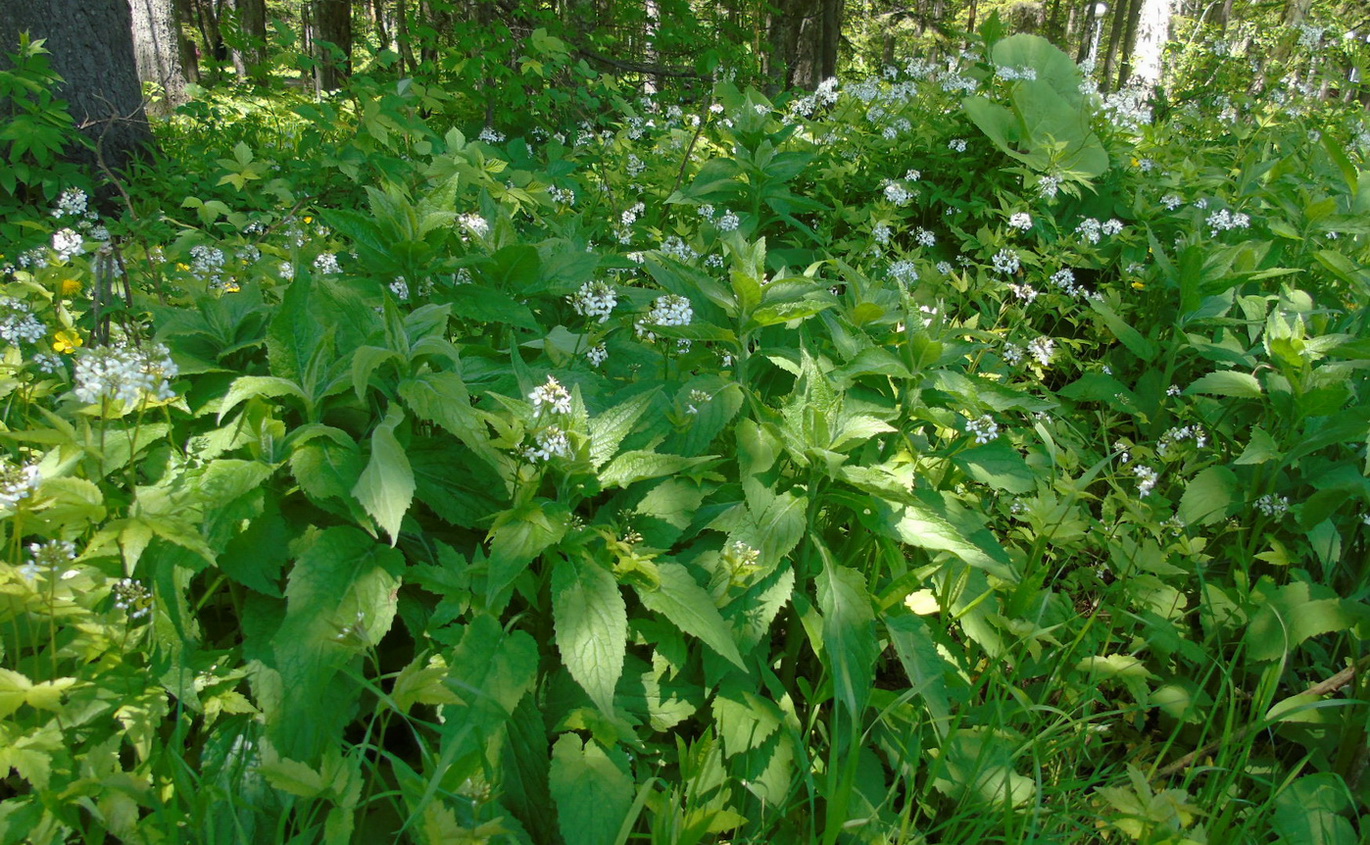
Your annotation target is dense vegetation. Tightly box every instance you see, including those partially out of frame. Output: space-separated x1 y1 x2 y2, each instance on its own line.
2 9 1370 843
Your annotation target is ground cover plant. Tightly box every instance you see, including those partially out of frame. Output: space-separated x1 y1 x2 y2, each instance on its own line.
2 16 1370 844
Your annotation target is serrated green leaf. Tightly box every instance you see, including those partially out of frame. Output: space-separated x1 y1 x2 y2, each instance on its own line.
552 556 627 715
486 501 569 606
867 499 1015 580
818 562 878 717
351 405 414 545
549 735 634 845
636 562 745 668
1245 581 1368 663
1273 773 1357 845
1177 466 1237 526
1186 370 1263 398
217 375 307 423
952 439 1035 494
599 450 717 489
589 389 659 469
1234 427 1281 465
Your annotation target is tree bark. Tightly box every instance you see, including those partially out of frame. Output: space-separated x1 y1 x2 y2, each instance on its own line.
129 0 190 114
228 0 268 84
1127 0 1171 87
0 0 155 172
309 0 352 92
765 0 842 91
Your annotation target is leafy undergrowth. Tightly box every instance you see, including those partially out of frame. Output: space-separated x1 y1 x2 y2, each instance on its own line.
2 28 1370 845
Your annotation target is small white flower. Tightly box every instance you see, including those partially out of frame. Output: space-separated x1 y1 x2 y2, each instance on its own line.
0 457 41 510
586 344 608 366
914 228 936 247
568 281 617 323
313 252 341 274
52 228 83 262
717 210 741 232
1255 494 1289 518
889 259 919 285
966 414 999 444
991 249 1020 275
1027 336 1054 367
948 138 968 152
529 376 573 416
1008 212 1032 231
1133 465 1158 497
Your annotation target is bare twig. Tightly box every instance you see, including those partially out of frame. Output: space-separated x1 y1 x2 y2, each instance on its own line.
1156 656 1370 779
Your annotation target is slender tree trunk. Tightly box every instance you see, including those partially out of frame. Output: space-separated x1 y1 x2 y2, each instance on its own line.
397 0 417 74
309 0 352 92
1101 0 1130 88
228 0 267 84
172 0 201 84
765 0 840 91
129 0 190 114
0 0 156 174
1114 0 1144 89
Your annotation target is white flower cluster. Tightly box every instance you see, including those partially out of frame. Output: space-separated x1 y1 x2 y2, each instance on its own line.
1133 464 1159 497
966 414 999 444
1099 86 1152 131
548 186 576 206
112 577 152 619
915 228 936 247
477 127 505 144
873 223 893 245
568 280 617 322
459 214 490 238
52 188 88 218
1161 194 1184 211
1002 342 1023 365
660 236 700 263
635 294 693 342
1038 175 1062 199
1158 424 1208 456
1206 208 1251 237
1255 494 1289 518
948 138 968 153
0 456 41 510
992 249 1020 274
1075 218 1123 244
647 294 692 327
19 539 77 582
883 180 914 206
1048 268 1097 300
627 153 646 178
313 252 341 274
279 261 295 280
1008 212 1033 231
1027 336 1054 367
73 342 179 409
524 425 571 462
716 210 741 232
529 376 573 416
1008 283 1038 303
586 344 608 366
935 261 954 276
191 244 227 288
52 228 83 262
889 259 919 286
0 298 47 345
388 277 410 299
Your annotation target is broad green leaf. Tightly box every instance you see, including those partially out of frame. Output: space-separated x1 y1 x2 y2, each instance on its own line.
599 451 717 489
867 499 1015 580
1186 370 1263 398
1090 300 1157 361
217 375 307 423
1273 773 1357 845
952 439 1035 494
398 371 503 469
1177 466 1237 526
486 501 570 606
1245 581 1368 663
260 754 327 799
552 556 627 715
0 669 32 718
351 405 414 545
1234 427 1281 465
817 562 878 717
713 678 783 758
636 562 745 668
589 389 659 469
268 276 325 383
267 526 403 762
549 735 633 845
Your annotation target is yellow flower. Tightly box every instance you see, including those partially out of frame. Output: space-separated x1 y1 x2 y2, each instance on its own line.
176 262 190 272
60 278 82 296
52 330 83 354
1131 281 1146 290
223 280 241 293
303 215 313 224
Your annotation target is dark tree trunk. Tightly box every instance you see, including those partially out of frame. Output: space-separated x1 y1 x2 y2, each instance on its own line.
172 0 201 83
310 0 352 92
129 0 190 114
228 0 268 84
0 0 155 173
765 0 841 91
1101 0 1130 89
1114 0 1144 88
397 0 417 74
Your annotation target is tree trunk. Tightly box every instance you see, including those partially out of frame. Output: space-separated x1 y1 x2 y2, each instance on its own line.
765 0 841 91
1100 0 1130 89
310 0 352 92
129 0 190 114
0 0 155 173
228 0 268 84
172 0 201 84
1114 0 1144 89
1127 0 1171 87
